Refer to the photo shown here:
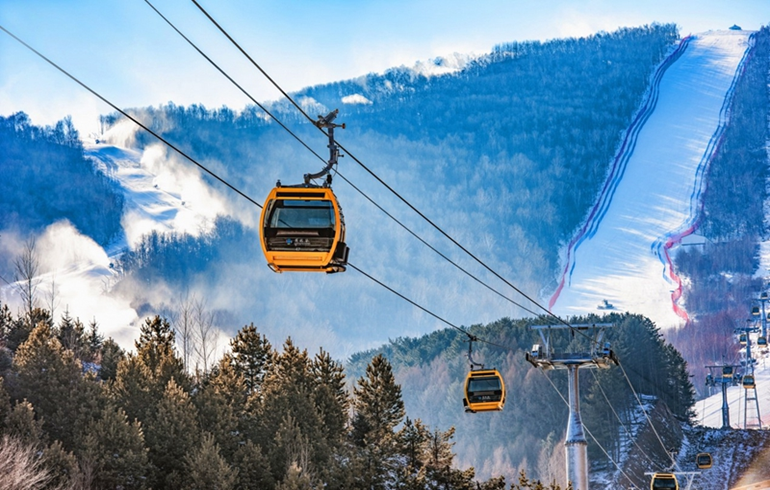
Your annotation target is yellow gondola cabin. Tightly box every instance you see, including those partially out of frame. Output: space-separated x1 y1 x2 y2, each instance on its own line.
463 369 505 413
650 473 678 490
259 186 349 273
695 452 712 469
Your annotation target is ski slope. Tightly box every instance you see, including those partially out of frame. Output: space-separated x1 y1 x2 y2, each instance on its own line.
549 30 755 328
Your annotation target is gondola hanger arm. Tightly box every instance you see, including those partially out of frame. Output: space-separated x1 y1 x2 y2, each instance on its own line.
305 109 345 185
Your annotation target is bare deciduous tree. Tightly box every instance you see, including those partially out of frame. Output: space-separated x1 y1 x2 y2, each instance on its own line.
14 238 41 317
170 293 195 372
192 298 218 375
0 435 54 490
45 274 60 320
170 293 219 374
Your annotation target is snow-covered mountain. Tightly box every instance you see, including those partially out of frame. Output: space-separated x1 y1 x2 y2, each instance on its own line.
2 26 767 375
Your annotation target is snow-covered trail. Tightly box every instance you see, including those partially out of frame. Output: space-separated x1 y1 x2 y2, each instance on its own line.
549 30 755 328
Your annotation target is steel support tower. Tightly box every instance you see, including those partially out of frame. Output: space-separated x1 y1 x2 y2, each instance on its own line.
705 364 739 429
734 323 762 428
756 291 769 338
526 323 617 490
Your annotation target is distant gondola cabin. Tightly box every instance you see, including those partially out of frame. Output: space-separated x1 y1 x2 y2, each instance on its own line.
743 374 756 389
650 473 678 490
758 336 767 346
752 306 761 316
739 333 747 345
463 369 505 413
722 366 734 378
696 452 712 469
259 186 349 273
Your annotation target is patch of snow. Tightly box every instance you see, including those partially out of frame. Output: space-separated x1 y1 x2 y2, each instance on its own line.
341 94 372 105
407 53 477 78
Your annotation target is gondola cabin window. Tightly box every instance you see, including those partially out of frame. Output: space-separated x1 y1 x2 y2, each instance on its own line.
467 376 502 401
269 200 335 231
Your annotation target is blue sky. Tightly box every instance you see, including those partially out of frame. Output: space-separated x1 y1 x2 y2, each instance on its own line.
1 0 769 136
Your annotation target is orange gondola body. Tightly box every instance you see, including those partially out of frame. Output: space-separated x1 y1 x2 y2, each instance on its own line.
696 452 712 469
259 186 349 273
650 473 678 490
463 369 505 413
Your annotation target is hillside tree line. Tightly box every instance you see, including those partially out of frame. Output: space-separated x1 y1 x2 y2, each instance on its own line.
0 303 573 489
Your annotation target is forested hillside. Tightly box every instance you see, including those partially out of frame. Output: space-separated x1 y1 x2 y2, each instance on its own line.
0 113 124 248
0 305 567 489
347 313 695 483
669 26 770 392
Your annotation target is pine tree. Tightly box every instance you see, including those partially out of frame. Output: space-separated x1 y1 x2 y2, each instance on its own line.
136 316 186 386
111 316 188 424
185 432 239 490
0 302 14 347
193 355 247 460
5 307 52 351
111 354 156 424
350 354 406 490
352 354 405 442
81 405 150 490
309 348 349 485
86 318 104 362
311 348 348 444
230 323 272 397
144 378 201 489
4 399 45 449
232 440 275 490
41 439 80 490
99 337 125 382
276 462 314 490
394 417 429 489
56 307 88 360
11 322 94 449
273 415 312 481
0 376 11 428
258 339 324 482
422 426 476 489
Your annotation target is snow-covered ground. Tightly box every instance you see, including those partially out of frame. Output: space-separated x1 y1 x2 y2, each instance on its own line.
549 30 755 329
